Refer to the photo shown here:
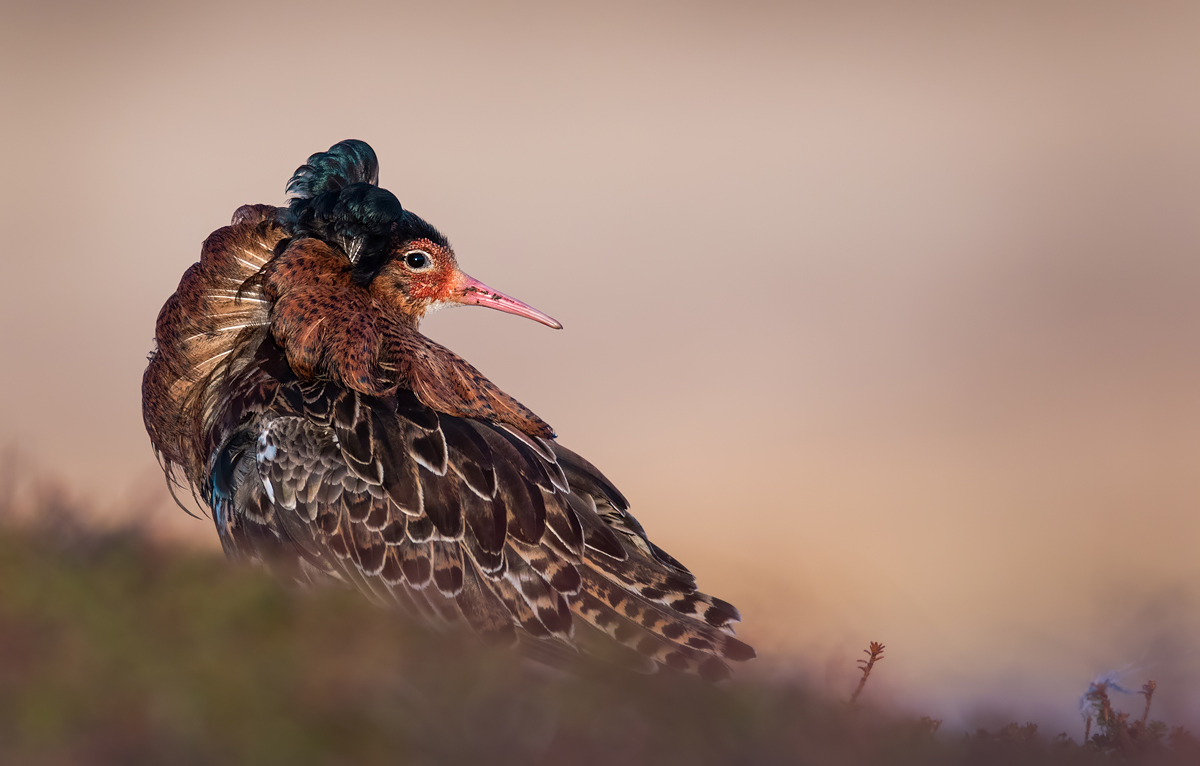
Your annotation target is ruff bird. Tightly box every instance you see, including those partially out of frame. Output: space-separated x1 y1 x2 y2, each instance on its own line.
142 140 754 679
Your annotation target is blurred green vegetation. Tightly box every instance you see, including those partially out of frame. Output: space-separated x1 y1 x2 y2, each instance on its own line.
0 512 1195 765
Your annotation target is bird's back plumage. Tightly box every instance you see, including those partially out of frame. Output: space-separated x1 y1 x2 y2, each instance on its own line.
142 142 754 679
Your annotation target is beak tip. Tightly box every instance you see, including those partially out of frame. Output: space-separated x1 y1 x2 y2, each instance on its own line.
454 271 563 330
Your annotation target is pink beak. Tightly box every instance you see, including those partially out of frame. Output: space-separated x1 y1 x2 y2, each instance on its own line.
449 272 563 329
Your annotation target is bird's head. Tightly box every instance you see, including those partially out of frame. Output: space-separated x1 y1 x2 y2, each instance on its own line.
368 237 562 329
282 140 561 330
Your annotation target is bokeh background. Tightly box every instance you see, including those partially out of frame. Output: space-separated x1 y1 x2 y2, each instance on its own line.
2 0 1198 733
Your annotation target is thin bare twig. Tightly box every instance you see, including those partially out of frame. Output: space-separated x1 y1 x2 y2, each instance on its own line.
850 641 885 704
1139 681 1157 727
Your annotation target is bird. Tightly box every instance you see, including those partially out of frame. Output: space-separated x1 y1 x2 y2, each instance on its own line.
142 139 754 680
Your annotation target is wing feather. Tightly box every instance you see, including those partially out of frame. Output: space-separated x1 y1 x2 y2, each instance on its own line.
216 354 752 678
399 541 434 588
430 540 465 597
417 468 464 539
456 558 518 644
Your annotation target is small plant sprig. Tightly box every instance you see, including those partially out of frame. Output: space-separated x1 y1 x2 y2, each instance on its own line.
849 641 885 705
1088 681 1117 733
1079 676 1185 755
916 716 942 738
1139 680 1156 727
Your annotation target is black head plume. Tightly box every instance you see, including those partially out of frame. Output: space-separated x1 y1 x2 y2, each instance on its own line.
286 139 379 201
280 139 447 278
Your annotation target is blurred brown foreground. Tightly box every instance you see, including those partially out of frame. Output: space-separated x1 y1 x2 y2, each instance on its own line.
0 477 1196 766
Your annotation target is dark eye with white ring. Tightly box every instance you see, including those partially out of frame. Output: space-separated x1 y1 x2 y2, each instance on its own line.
403 250 431 271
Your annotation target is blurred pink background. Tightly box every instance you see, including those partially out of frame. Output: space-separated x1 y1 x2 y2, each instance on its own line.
2 0 1198 732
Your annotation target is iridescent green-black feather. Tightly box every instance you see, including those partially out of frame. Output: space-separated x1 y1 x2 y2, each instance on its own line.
286 139 380 202
281 139 447 275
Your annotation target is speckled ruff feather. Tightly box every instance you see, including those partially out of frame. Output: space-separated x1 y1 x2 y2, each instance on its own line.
142 141 754 679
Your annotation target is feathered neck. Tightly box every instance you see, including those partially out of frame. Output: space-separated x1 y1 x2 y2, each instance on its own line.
144 204 553 487
260 235 553 438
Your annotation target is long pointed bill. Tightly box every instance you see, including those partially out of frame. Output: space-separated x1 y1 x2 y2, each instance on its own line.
449 271 563 329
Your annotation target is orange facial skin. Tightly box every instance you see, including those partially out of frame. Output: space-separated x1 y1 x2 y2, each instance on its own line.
371 238 462 313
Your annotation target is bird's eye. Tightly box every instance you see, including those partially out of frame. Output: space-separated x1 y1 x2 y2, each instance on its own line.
404 250 431 271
